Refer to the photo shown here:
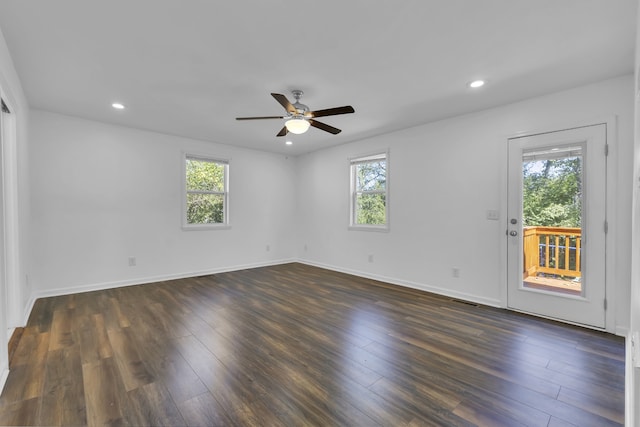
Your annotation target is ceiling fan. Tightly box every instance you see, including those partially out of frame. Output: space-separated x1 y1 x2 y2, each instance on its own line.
236 90 355 137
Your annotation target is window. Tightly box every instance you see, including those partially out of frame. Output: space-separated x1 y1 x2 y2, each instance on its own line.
350 152 388 230
184 155 229 228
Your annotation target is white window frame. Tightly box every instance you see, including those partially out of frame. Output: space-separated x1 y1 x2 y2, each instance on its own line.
349 150 389 232
182 153 230 230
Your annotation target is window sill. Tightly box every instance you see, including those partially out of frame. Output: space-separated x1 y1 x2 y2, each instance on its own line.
182 224 231 231
348 225 389 233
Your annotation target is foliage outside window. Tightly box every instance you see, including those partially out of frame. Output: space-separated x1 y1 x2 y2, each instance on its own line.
184 155 228 228
522 156 582 227
350 152 388 230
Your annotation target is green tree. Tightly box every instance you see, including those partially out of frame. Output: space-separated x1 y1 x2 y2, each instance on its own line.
355 160 386 225
186 159 225 224
522 157 581 227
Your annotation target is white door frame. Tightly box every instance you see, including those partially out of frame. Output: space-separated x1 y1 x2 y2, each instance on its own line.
499 117 618 334
1 98 20 330
0 87 23 392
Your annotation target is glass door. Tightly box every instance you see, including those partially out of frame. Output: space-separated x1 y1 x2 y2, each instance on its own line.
507 125 607 328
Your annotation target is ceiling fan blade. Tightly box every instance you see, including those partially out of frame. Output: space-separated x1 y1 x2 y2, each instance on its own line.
236 116 285 120
276 126 288 137
309 105 355 118
310 119 341 135
271 93 296 114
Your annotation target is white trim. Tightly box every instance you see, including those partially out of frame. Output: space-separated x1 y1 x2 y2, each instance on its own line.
500 116 619 334
18 253 624 360
347 225 390 233
507 307 607 333
28 258 296 301
498 135 509 308
181 224 232 232
182 152 230 230
603 118 617 335
617 325 629 337
2 104 20 328
22 295 35 327
348 149 390 231
20 257 501 333
0 367 8 396
347 149 389 163
299 259 501 308
348 152 386 164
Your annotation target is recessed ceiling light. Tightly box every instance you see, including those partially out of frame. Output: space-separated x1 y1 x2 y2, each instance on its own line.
111 102 125 110
285 140 293 145
468 80 486 89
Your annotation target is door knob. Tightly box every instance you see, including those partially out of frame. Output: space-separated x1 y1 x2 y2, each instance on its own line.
509 230 518 236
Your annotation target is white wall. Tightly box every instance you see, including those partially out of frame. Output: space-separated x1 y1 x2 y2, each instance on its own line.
29 110 296 297
296 75 634 334
0 26 30 391
627 5 640 426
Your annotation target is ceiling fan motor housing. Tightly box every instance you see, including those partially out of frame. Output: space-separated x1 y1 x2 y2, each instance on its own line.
291 90 309 116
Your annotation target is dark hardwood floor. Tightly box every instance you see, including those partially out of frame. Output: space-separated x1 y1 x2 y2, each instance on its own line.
0 263 625 426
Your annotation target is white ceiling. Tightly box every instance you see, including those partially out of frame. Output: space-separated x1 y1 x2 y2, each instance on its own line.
0 0 636 156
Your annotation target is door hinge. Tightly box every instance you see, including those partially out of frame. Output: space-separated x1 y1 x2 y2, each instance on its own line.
605 144 609 156
604 220 609 234
604 299 607 311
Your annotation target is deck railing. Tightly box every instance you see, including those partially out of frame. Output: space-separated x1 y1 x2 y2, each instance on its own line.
523 226 581 279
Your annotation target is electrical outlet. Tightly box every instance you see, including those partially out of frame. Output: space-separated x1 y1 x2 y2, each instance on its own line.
368 254 374 263
452 267 460 278
266 244 271 252
128 257 136 267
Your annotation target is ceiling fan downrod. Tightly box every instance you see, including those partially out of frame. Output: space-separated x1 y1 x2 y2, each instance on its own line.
291 90 309 116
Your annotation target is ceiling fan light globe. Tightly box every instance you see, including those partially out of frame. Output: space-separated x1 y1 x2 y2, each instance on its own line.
285 118 310 134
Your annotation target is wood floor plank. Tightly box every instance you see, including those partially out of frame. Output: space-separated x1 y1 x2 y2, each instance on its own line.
8 326 43 368
0 331 50 405
124 382 185 426
82 358 127 426
175 334 294 426
557 385 625 424
0 263 625 426
452 400 529 427
128 328 208 405
177 392 234 427
48 309 75 351
36 347 86 426
0 397 40 426
106 327 154 392
94 313 114 360
548 416 579 427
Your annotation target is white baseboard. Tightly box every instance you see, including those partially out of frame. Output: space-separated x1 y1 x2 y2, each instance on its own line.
21 259 625 338
616 325 629 338
0 367 8 396
24 258 296 319
30 258 296 301
22 295 37 327
625 333 635 427
298 259 502 308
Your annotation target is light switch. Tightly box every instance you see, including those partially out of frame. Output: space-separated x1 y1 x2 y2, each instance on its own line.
486 210 499 221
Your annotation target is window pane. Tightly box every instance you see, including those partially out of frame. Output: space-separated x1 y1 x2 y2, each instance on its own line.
356 193 386 225
186 193 224 224
186 159 225 192
356 161 386 191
